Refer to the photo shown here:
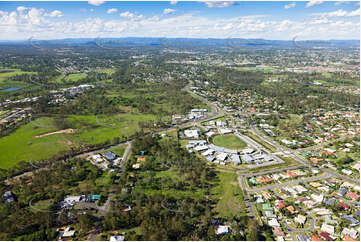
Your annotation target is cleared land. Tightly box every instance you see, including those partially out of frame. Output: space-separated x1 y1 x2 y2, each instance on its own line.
0 113 160 169
211 171 246 219
212 134 247 150
64 73 87 82
0 117 72 169
34 128 76 138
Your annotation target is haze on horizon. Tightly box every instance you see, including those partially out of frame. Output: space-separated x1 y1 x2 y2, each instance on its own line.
0 1 360 41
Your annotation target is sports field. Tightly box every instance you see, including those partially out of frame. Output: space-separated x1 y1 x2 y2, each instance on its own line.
212 134 247 150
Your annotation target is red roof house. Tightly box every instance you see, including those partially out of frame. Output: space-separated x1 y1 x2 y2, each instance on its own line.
311 235 323 241
346 192 359 200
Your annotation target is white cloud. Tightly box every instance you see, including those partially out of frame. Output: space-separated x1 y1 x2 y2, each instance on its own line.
46 10 63 18
170 1 177 5
284 2 296 9
0 7 359 41
107 8 118 14
88 0 105 6
306 0 324 8
309 17 329 24
119 11 143 20
316 8 360 17
334 1 350 6
163 8 176 14
17 6 28 12
348 8 360 16
204 1 236 8
119 11 135 18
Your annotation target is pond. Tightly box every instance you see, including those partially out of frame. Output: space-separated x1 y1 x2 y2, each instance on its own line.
1 87 23 92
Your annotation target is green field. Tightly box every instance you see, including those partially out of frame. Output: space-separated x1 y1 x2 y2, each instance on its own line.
108 145 126 157
0 113 162 169
212 134 247 150
93 68 116 75
0 69 36 82
31 199 54 210
68 113 163 145
64 73 87 82
211 171 246 219
0 117 73 169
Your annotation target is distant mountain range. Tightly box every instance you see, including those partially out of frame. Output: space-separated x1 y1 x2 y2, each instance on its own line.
0 37 359 48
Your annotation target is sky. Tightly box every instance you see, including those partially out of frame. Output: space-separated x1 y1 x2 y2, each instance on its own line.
0 1 359 40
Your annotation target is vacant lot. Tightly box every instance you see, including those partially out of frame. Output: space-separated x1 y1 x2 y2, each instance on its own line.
0 113 159 169
0 117 73 169
212 134 247 150
211 171 246 219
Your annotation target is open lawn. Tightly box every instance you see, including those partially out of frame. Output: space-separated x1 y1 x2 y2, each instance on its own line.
0 117 75 169
31 199 54 210
93 68 116 75
64 73 87 82
211 171 246 219
212 134 247 150
0 113 160 169
0 69 36 82
108 145 126 157
68 113 162 145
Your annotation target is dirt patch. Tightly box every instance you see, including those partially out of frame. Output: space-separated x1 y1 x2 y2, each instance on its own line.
34 128 76 138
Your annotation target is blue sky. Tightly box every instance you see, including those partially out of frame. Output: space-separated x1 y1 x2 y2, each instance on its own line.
0 1 359 40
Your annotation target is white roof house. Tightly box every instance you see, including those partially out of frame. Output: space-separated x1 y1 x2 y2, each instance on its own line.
294 185 307 193
92 154 104 163
110 235 125 241
194 145 209 152
324 148 336 153
216 152 228 161
242 148 254 154
64 195 82 206
312 208 331 215
206 131 216 137
216 225 230 235
231 154 241 165
321 223 334 235
201 149 215 156
216 121 227 127
342 169 353 175
268 218 280 227
58 227 76 239
184 129 199 139
219 128 233 134
311 194 324 203
342 228 358 240
294 214 307 224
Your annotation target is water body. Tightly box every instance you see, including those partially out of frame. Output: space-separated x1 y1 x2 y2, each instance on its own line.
1 87 23 92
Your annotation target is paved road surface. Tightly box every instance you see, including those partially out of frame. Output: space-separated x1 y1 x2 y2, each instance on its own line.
237 165 305 178
88 193 114 241
238 175 256 218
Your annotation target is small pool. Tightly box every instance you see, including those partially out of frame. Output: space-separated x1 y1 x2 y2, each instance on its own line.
1 87 23 92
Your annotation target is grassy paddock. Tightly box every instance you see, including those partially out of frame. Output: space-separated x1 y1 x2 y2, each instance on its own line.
211 171 246 219
0 117 73 169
